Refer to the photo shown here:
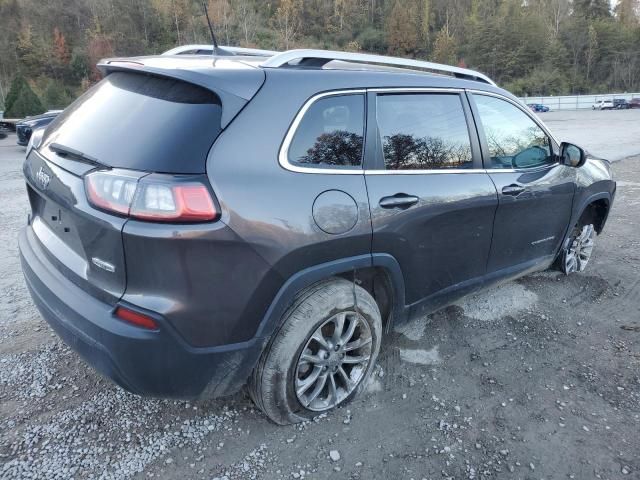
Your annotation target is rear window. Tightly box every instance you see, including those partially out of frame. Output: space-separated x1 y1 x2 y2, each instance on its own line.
42 71 222 173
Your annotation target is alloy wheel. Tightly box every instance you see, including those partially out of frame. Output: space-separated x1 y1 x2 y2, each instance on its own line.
563 224 595 274
295 311 373 412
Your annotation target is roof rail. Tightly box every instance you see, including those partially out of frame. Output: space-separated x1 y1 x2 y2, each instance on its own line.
260 49 496 86
222 46 280 56
162 45 279 57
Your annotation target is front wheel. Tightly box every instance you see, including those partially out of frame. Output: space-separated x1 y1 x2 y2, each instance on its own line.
248 278 382 425
559 223 596 274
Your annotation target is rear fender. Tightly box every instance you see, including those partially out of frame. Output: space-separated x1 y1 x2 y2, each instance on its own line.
255 253 406 340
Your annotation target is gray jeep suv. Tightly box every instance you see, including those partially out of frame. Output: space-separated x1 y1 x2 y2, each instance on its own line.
19 48 615 424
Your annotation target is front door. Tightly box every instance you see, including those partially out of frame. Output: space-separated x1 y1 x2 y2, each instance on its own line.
365 91 498 309
469 93 575 274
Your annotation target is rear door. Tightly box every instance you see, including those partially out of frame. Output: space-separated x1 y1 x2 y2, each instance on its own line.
23 71 226 304
469 92 575 274
364 89 498 310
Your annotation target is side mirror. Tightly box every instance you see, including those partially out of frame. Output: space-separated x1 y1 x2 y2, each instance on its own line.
560 142 586 168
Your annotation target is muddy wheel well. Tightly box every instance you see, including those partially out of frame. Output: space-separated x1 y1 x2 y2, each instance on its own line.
578 199 609 234
337 267 394 332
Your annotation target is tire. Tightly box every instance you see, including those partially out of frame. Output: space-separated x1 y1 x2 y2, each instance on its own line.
556 222 596 274
248 278 382 425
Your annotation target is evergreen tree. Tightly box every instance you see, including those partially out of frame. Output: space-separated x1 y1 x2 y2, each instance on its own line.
5 77 44 118
43 80 71 110
574 0 611 19
70 52 90 82
3 75 27 114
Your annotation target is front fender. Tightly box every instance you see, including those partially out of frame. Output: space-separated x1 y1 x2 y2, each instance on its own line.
555 156 615 256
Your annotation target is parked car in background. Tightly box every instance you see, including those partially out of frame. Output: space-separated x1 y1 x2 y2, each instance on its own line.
19 47 616 425
628 98 640 109
527 103 549 112
592 99 614 110
613 99 630 109
16 110 62 146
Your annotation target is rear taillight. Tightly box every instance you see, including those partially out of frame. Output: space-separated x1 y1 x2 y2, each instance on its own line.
85 171 138 215
131 184 216 221
85 170 218 223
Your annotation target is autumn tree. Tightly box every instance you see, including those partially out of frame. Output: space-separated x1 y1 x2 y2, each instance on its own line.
53 28 71 65
208 0 233 45
51 27 72 80
273 0 302 49
330 0 361 33
432 24 457 65
386 0 419 55
585 24 598 82
615 0 640 26
86 17 114 82
420 0 431 45
16 24 41 77
233 0 260 46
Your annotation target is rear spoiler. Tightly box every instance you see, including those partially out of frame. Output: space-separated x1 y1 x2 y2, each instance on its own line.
97 57 265 128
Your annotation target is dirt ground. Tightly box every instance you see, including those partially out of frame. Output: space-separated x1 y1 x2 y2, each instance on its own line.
0 111 639 479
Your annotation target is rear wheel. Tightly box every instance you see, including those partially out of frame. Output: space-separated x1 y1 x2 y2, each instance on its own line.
248 278 382 425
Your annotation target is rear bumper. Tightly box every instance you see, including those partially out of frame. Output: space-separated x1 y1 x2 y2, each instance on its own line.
19 226 264 399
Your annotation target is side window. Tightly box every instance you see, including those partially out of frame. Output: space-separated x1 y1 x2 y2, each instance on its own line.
376 93 473 170
287 94 364 169
474 94 555 169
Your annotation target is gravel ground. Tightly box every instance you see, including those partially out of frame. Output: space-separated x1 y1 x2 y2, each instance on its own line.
1 109 639 480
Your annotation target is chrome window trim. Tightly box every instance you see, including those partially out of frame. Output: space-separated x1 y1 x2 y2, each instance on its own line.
279 89 367 175
369 87 465 94
364 168 487 175
484 164 557 174
279 87 475 175
278 87 562 176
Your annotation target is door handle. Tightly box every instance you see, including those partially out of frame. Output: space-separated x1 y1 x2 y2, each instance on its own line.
379 193 419 209
501 184 526 196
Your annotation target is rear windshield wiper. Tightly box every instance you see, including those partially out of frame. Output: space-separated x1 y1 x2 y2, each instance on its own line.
49 142 106 167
